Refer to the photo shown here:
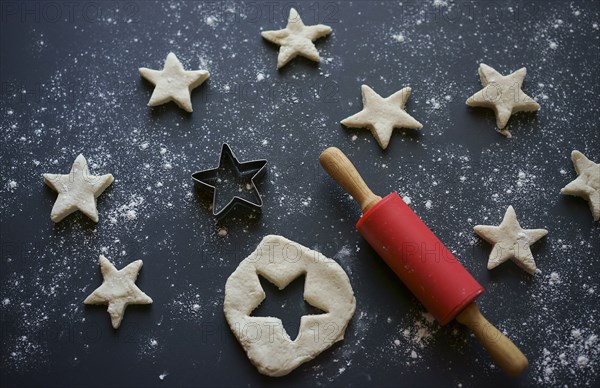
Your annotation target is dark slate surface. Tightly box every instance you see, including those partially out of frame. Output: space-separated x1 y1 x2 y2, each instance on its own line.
1 1 599 387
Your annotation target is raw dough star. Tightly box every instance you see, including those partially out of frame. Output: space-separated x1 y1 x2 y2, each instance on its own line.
466 63 540 135
139 52 209 112
224 235 356 377
341 85 422 150
84 255 152 329
474 206 548 274
43 154 113 223
561 150 600 221
261 8 332 69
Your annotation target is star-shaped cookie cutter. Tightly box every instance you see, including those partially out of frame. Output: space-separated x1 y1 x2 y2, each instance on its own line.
192 144 267 217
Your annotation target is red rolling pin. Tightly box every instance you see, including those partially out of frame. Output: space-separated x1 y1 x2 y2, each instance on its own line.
320 147 528 376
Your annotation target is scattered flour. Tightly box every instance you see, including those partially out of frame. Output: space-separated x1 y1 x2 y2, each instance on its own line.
392 33 405 43
402 312 438 350
0 2 598 387
6 180 17 192
205 16 217 26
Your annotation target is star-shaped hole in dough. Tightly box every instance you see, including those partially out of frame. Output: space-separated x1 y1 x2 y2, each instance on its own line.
474 206 548 275
251 274 327 341
466 63 540 136
224 235 356 377
84 255 152 329
561 150 600 221
341 84 422 150
139 52 209 112
43 154 113 223
261 8 332 69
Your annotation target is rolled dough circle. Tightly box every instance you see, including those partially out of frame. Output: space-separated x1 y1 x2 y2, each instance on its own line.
223 235 356 377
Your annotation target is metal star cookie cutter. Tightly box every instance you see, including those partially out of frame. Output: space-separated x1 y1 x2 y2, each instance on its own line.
192 143 267 218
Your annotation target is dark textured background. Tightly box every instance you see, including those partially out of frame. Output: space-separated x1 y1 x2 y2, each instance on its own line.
1 1 599 387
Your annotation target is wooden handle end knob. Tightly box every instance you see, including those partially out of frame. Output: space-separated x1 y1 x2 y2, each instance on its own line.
320 147 382 213
456 303 529 377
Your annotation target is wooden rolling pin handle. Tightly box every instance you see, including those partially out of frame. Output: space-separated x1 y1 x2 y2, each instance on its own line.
456 303 529 377
320 147 382 213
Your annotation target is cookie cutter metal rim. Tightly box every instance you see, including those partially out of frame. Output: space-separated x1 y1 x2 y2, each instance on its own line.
191 143 267 217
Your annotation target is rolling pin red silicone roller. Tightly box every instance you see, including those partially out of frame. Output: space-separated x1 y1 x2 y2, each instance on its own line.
320 147 528 376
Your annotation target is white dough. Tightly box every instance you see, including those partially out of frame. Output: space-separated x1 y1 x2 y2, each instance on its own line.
474 206 548 274
43 154 113 223
560 150 600 221
84 255 153 329
223 235 356 377
261 8 332 69
341 84 423 150
139 52 209 112
466 63 540 134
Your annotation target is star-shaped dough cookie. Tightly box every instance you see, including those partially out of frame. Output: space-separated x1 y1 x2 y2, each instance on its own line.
561 150 600 221
474 206 548 274
139 52 209 112
84 255 152 329
43 154 113 223
341 85 422 150
261 8 332 69
466 64 540 135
